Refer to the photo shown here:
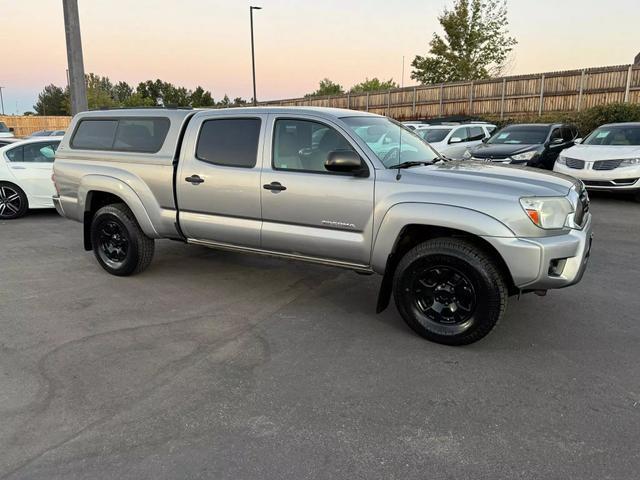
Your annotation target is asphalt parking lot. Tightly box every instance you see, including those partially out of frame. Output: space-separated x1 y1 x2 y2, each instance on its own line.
1 194 639 480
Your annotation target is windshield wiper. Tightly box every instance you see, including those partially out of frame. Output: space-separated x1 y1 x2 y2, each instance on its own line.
389 160 432 169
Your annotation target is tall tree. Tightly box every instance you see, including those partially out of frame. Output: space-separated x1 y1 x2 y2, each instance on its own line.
217 94 231 107
349 78 399 93
85 73 115 110
34 84 70 115
411 0 516 84
190 86 215 107
112 81 134 104
305 78 345 97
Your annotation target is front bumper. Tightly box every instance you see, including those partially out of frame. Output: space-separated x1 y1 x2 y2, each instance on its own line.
554 163 640 191
484 212 593 291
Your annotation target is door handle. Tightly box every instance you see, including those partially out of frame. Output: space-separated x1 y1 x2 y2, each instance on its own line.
263 182 286 192
11 166 26 170
185 175 204 185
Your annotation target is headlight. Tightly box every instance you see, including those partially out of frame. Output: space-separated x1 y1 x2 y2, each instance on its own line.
462 150 472 160
519 197 574 229
510 150 537 161
620 158 640 167
556 155 567 165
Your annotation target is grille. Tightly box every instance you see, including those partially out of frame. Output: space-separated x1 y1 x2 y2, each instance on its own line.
593 159 623 170
564 157 585 169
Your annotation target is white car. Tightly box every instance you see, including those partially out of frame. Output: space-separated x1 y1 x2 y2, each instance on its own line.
554 122 640 201
0 137 62 219
416 123 497 159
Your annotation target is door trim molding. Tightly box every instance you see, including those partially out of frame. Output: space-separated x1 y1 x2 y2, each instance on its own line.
187 238 373 273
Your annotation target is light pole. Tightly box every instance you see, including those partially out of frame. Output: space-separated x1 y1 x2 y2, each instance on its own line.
0 86 5 115
250 6 262 106
62 0 88 114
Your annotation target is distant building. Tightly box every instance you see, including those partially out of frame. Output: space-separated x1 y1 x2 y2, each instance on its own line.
635 52 640 65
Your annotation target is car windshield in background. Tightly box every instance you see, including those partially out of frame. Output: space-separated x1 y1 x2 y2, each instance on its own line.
419 128 452 143
0 123 10 133
487 126 549 145
342 117 440 168
582 125 640 146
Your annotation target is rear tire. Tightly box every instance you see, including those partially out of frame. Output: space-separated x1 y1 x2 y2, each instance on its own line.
393 238 507 346
90 203 155 276
0 182 28 220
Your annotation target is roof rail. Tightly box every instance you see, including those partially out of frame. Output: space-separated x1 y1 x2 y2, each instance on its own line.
94 106 194 111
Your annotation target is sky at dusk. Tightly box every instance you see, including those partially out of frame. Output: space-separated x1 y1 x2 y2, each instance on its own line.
2 0 639 114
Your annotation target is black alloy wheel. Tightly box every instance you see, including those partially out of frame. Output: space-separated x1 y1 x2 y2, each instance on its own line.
96 218 130 269
410 265 477 328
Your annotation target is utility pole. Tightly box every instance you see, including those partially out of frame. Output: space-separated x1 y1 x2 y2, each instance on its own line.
250 6 262 106
0 86 5 115
62 0 88 114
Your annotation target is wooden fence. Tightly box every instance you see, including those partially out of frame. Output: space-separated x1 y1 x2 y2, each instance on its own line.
260 64 640 120
0 115 72 138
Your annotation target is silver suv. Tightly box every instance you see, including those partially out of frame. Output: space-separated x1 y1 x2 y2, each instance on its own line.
53 107 593 345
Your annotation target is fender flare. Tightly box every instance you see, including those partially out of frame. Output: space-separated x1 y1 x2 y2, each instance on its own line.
78 174 159 240
371 202 515 313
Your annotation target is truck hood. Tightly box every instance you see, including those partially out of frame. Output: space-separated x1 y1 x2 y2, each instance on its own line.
404 160 577 197
561 144 640 161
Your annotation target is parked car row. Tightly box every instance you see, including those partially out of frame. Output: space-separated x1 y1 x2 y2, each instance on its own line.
406 119 639 200
0 137 61 219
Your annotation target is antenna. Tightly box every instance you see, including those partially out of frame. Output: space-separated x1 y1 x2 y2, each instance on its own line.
396 119 403 180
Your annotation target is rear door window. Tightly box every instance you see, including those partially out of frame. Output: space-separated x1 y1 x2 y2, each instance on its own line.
196 118 261 168
22 142 60 162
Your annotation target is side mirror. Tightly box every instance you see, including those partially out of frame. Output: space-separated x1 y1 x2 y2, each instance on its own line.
574 138 582 144
9 127 14 132
325 150 366 176
481 137 489 143
449 137 463 144
550 138 564 146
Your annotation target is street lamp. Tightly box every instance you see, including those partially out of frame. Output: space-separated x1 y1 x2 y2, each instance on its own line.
250 6 262 106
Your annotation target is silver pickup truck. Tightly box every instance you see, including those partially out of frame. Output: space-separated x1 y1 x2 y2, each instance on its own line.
53 107 592 345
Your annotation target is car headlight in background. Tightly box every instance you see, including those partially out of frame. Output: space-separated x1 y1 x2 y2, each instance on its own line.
620 158 640 167
556 155 567 165
519 196 574 229
510 150 537 162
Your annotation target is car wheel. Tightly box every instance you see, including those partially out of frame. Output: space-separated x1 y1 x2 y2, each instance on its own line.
0 182 28 219
90 203 155 276
393 238 507 346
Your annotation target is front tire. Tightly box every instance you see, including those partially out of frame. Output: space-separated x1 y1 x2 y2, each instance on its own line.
90 203 155 276
0 182 28 220
393 238 507 346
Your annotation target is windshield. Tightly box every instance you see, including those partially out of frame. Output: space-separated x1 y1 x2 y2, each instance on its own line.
582 125 640 146
0 122 10 133
342 117 440 167
419 128 452 143
487 126 549 145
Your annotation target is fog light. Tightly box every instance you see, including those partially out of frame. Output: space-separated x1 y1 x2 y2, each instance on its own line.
548 258 567 276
